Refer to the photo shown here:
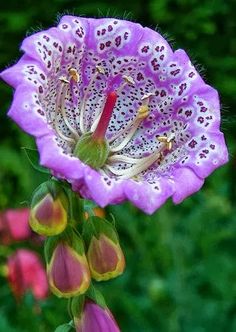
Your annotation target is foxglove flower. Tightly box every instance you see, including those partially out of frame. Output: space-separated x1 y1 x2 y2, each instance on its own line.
7 249 48 300
0 208 31 244
74 299 120 332
0 16 228 213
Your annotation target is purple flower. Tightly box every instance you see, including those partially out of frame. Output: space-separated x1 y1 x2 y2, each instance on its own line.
0 16 228 214
74 300 120 332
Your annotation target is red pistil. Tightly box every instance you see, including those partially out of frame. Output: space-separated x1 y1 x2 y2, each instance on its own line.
92 91 117 141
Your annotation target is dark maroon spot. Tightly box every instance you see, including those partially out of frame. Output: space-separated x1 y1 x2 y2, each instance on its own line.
53 42 58 48
200 106 207 112
97 30 101 36
115 36 122 47
37 109 45 116
141 45 149 53
171 69 180 76
100 43 105 50
38 86 43 94
185 110 192 117
106 41 111 47
189 72 195 78
43 35 50 42
124 31 129 40
47 61 51 68
113 20 118 24
210 144 215 150
160 89 166 97
188 139 197 149
201 135 207 141
137 72 144 81
178 82 187 96
159 54 165 61
62 24 68 29
101 28 106 35
197 116 204 124
108 25 113 32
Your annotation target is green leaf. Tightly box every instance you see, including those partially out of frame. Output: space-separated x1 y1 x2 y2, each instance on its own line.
54 321 74 332
86 284 107 309
22 147 50 174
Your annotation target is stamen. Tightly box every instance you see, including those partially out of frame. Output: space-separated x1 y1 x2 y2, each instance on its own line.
79 66 105 133
110 94 152 152
92 91 118 141
157 134 175 151
53 78 77 143
54 81 75 144
60 85 80 139
105 150 162 179
69 68 80 82
116 75 135 95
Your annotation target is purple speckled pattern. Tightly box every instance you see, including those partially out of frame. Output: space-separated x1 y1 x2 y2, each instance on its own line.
75 300 120 332
0 16 228 214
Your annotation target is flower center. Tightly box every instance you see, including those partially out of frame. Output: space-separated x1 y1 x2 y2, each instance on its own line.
52 67 176 179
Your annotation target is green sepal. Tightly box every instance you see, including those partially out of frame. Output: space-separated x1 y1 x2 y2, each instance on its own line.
31 179 69 211
54 321 74 332
70 295 85 320
44 226 85 264
86 284 107 309
68 190 83 226
82 216 119 247
22 147 50 174
74 132 109 169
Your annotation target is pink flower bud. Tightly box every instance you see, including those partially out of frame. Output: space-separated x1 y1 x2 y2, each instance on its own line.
46 234 91 298
0 208 31 244
74 300 120 332
87 234 125 281
30 181 68 236
7 249 48 300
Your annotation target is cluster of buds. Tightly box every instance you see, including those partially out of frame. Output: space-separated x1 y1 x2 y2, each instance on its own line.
28 179 124 328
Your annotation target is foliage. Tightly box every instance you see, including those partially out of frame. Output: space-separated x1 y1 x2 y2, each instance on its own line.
0 0 235 331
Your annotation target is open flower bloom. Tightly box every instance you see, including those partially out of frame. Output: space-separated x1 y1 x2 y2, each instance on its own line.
7 249 48 300
74 300 120 332
0 16 228 213
0 208 31 244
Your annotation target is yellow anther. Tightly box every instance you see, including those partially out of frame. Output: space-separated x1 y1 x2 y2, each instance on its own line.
122 75 135 86
157 135 174 151
157 136 168 143
141 92 155 101
138 105 149 119
69 68 80 82
96 65 105 75
59 76 69 84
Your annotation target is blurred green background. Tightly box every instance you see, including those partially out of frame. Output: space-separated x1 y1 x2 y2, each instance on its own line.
0 0 236 331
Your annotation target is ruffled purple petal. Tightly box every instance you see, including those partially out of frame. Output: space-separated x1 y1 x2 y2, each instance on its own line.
171 167 204 204
36 133 85 180
124 177 174 214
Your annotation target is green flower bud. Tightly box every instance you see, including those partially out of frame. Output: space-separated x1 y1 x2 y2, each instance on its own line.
29 180 68 236
84 217 125 281
45 227 91 298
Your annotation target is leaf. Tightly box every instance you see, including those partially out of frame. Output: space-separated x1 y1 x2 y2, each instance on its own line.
22 147 50 174
54 322 74 332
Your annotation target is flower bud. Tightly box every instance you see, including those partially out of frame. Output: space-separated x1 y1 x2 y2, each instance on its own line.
7 249 48 300
74 299 120 332
30 180 68 236
45 228 91 298
84 207 105 220
85 217 125 281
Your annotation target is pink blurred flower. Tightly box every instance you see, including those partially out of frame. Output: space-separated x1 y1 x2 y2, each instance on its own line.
0 208 32 244
7 249 48 300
